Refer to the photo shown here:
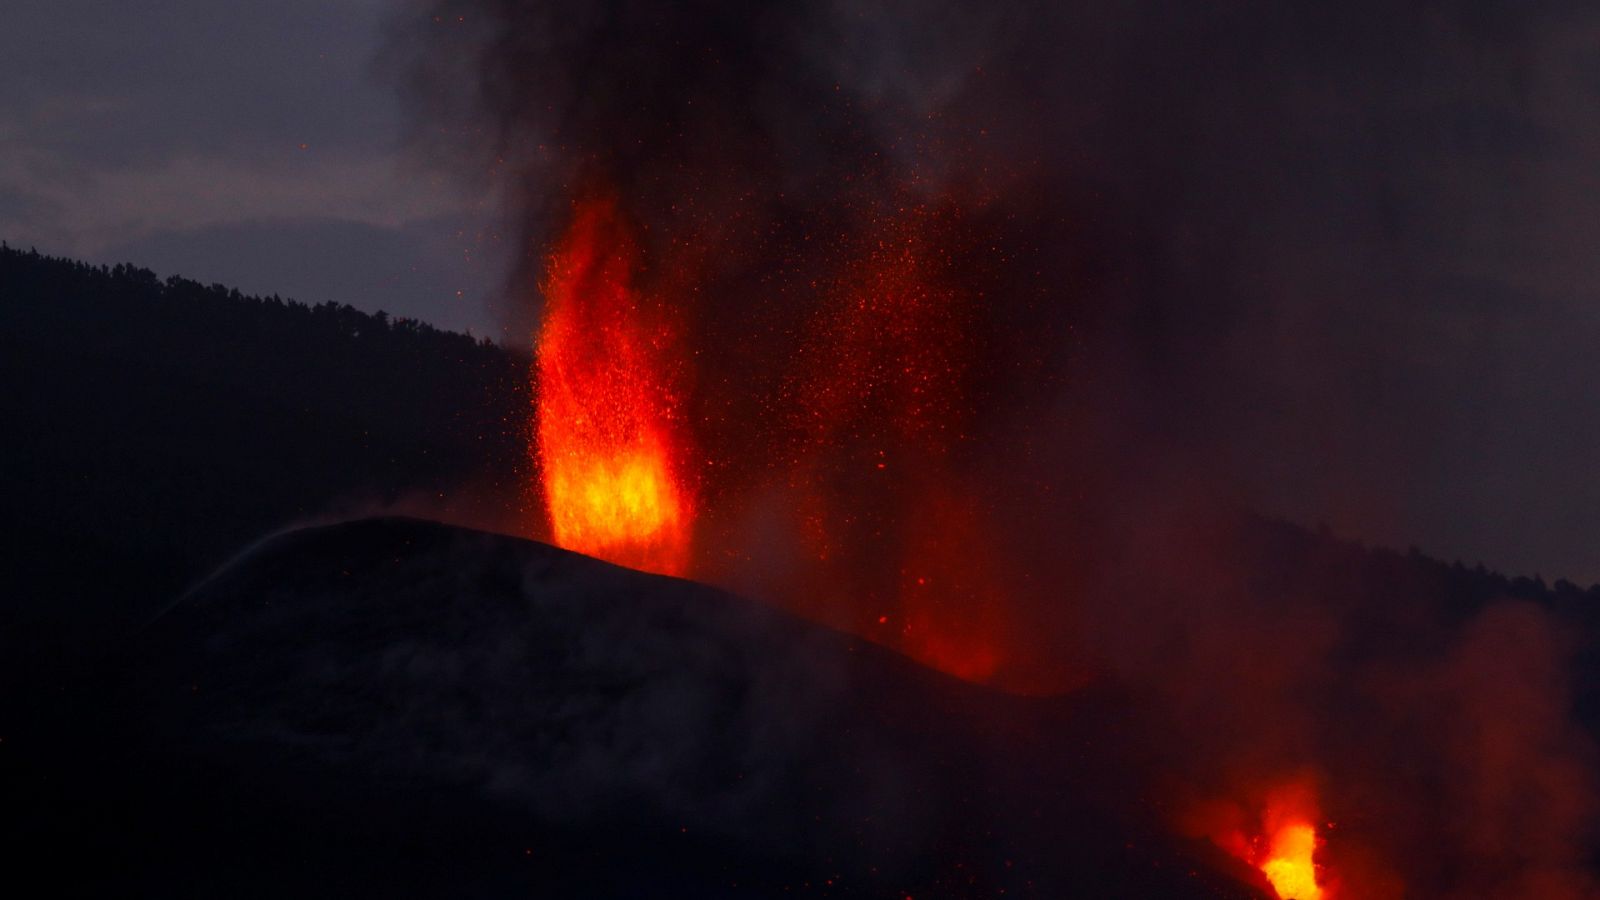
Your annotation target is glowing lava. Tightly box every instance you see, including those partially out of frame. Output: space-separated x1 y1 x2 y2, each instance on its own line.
1250 781 1328 900
1261 820 1324 900
1186 779 1331 900
534 195 692 576
532 188 1014 685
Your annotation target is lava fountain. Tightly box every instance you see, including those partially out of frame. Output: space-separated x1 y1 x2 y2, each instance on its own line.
1260 819 1324 900
1184 776 1331 900
533 194 693 576
1254 780 1328 900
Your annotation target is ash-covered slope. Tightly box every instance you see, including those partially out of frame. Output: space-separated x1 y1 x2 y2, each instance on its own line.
68 517 1265 898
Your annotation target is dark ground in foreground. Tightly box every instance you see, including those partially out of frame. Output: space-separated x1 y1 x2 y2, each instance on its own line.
10 517 1268 899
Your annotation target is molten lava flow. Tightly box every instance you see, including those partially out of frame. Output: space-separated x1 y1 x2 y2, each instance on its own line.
534 195 693 576
1261 820 1324 900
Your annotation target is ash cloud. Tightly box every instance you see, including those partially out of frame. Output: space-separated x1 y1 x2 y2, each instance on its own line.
390 1 1600 896
388 0 1600 580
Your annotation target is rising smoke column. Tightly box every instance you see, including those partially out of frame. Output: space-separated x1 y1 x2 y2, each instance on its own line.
393 1 1600 897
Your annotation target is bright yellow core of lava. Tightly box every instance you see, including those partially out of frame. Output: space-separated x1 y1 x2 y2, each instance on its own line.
1261 822 1323 900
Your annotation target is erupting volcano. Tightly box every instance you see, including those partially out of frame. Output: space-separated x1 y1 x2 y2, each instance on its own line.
437 3 1600 896
533 195 693 576
11 0 1600 898
528 187 1017 684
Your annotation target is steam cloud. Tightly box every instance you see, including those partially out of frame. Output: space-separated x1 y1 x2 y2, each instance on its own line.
389 1 1600 896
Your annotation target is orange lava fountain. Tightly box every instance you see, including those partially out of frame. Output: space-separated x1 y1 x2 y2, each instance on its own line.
530 188 1015 685
1250 781 1329 900
534 195 693 576
1186 778 1331 900
1260 820 1324 900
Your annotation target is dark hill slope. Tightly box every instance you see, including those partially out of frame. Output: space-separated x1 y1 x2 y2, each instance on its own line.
21 517 1268 899
6 242 1597 691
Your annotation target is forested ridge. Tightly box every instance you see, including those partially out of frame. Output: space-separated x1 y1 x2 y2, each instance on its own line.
3 242 1598 704
0 244 529 675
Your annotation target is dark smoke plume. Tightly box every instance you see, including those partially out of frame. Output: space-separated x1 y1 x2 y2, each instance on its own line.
389 1 1600 896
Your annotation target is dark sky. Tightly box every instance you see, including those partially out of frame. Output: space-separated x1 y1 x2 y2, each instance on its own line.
0 0 505 337
7 0 1600 585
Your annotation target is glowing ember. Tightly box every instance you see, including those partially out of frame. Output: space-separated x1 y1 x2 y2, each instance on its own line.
776 197 1010 682
1261 821 1323 900
534 194 693 576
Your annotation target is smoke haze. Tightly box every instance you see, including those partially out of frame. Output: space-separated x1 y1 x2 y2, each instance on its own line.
390 2 1600 895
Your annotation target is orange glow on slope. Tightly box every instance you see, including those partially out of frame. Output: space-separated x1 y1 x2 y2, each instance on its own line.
896 482 1006 683
534 195 692 576
1261 820 1324 900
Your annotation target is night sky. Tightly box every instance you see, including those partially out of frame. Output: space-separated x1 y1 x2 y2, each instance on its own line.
7 0 1600 587
0 0 503 337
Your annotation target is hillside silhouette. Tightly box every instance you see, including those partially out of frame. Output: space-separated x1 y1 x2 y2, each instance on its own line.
6 242 1600 683
6 245 1600 896
0 244 529 678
